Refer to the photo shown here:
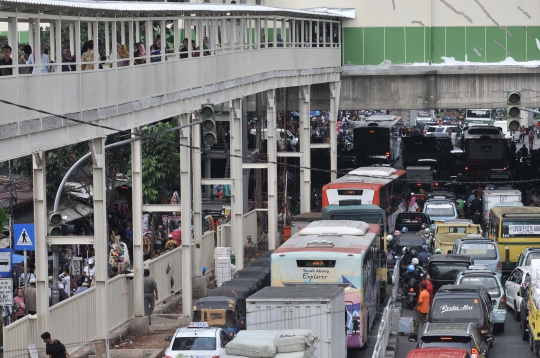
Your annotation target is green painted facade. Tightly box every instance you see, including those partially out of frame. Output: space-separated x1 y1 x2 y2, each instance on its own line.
343 26 540 65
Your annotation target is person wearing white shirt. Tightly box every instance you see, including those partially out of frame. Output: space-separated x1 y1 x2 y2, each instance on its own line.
83 258 96 279
59 268 71 297
26 43 50 74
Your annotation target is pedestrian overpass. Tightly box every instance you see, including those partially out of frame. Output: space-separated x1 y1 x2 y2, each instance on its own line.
0 1 344 356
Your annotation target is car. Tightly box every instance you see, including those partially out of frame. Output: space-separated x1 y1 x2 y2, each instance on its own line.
519 283 530 341
455 269 506 333
423 199 459 224
428 254 475 294
163 322 230 358
416 322 490 358
428 285 495 344
451 237 502 280
425 125 459 143
504 266 531 321
407 348 471 358
517 248 540 267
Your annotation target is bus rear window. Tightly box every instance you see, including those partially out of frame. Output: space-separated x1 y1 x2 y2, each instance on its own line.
431 298 482 321
502 221 540 238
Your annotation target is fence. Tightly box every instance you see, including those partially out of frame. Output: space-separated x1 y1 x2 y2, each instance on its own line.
143 246 183 305
372 259 401 358
3 314 38 358
216 210 258 249
108 275 134 330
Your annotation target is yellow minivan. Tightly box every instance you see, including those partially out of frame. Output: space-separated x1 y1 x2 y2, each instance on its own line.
434 220 483 254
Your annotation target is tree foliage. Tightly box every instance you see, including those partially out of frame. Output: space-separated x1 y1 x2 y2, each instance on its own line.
129 120 180 204
0 206 8 231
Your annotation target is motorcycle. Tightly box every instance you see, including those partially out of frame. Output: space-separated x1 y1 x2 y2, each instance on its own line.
401 276 419 309
472 210 482 225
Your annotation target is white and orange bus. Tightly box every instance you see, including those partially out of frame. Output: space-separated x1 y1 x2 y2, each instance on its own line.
271 220 380 349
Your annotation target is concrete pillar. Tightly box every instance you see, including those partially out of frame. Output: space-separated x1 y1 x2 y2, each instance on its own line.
266 90 278 250
329 81 341 182
130 127 146 333
299 85 311 213
230 99 245 268
180 113 193 319
193 112 203 278
90 138 110 357
33 152 48 353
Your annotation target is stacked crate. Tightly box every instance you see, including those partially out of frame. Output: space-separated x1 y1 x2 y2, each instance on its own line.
215 247 232 287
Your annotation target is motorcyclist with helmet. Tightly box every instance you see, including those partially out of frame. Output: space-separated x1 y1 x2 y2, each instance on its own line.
417 244 432 267
469 193 483 223
434 248 442 254
401 247 413 266
404 258 424 281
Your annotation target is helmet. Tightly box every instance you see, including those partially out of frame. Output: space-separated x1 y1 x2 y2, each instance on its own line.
401 227 409 233
386 235 393 241
421 223 427 230
407 264 416 273
461 194 467 200
412 258 419 265
424 228 431 234
410 248 419 257
402 247 410 254
394 230 401 236
434 248 442 254
422 244 428 251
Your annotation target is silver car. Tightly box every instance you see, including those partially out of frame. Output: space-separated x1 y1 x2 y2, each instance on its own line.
505 266 531 321
456 269 506 333
452 237 502 280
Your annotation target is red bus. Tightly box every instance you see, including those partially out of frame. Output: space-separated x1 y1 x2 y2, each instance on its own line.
321 167 407 232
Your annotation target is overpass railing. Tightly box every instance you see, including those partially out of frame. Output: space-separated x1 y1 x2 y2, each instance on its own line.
372 259 401 358
0 13 341 127
143 246 183 305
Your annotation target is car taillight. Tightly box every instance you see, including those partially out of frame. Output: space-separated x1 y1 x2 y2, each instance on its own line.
471 348 479 358
388 264 393 269
228 331 234 339
498 294 506 310
480 326 489 336
385 152 390 157
496 261 502 272
409 288 414 292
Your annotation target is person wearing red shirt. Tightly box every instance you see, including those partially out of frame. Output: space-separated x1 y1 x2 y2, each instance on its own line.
421 274 434 305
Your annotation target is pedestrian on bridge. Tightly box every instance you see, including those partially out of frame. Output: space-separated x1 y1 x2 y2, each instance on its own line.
144 269 158 333
41 331 71 358
244 235 256 264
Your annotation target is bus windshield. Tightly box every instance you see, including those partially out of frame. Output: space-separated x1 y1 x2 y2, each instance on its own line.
502 221 540 238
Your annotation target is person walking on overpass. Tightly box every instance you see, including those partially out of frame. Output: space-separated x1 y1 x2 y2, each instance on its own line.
41 331 71 358
243 235 256 264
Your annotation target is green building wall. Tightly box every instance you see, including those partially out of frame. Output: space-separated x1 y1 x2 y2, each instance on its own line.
343 26 540 65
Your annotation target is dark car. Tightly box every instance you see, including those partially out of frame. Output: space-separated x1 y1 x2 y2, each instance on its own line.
428 285 495 345
520 283 530 341
428 254 475 293
416 322 490 358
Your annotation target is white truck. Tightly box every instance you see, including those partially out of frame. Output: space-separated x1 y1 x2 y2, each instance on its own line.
246 284 347 358
482 189 522 222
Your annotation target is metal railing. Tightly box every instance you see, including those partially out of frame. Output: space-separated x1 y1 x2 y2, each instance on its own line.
108 274 134 330
2 313 38 358
372 259 401 358
143 246 183 305
50 287 97 354
216 209 258 249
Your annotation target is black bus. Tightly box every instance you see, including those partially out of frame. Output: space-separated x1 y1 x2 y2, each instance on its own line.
353 115 403 166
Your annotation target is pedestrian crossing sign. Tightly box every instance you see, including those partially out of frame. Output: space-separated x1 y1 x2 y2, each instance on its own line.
14 224 35 251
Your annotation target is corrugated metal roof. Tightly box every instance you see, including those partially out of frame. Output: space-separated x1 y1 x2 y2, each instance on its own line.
0 0 350 18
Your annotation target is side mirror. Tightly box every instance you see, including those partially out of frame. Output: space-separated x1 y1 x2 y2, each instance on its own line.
486 336 494 343
502 275 508 281
492 299 497 305
165 336 173 342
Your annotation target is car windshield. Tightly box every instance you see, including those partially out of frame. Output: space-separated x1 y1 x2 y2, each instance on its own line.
171 337 216 351
420 336 472 350
458 243 497 259
431 298 483 321
460 276 501 297
426 127 438 133
426 204 455 217
429 262 470 280
525 253 540 266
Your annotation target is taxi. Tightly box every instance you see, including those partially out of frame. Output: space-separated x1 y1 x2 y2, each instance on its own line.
164 322 230 358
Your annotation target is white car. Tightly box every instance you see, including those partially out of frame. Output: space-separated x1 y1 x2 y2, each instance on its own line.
505 266 531 321
425 125 459 143
164 322 230 358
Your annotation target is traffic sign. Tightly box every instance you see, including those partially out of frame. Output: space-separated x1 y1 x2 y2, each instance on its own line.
14 224 35 251
0 278 13 305
0 249 12 278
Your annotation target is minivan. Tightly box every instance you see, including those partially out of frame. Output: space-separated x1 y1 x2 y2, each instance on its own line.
428 254 475 293
429 285 495 345
452 237 502 280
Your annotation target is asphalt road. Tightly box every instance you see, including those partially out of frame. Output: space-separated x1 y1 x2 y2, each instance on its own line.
394 304 533 358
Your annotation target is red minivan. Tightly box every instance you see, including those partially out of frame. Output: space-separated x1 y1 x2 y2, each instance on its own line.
407 348 470 358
